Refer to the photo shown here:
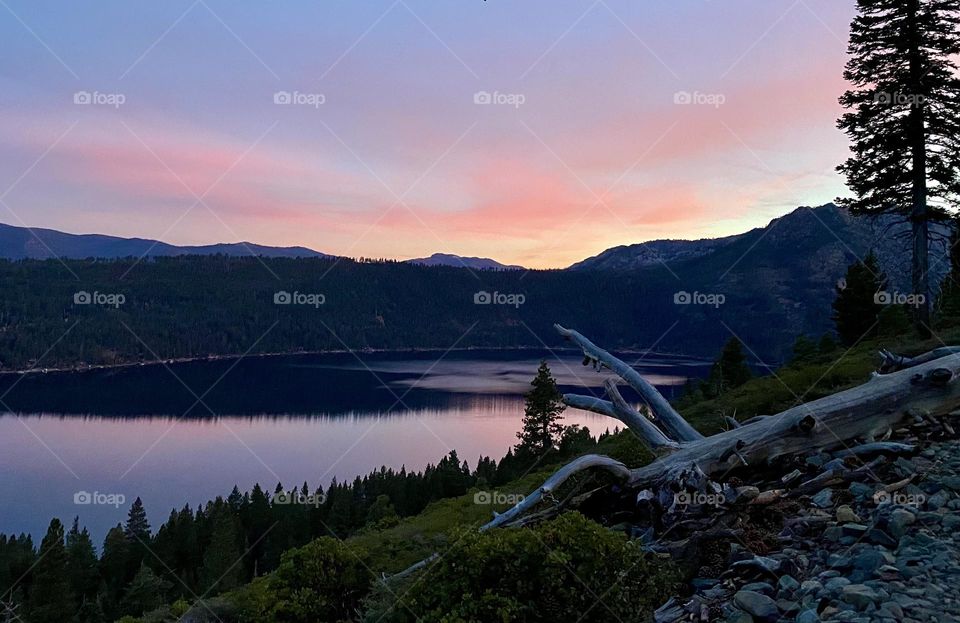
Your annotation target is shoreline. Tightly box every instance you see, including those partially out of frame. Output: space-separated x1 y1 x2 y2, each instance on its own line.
1 345 714 377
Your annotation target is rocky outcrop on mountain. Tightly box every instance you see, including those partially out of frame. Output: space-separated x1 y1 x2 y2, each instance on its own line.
570 203 950 295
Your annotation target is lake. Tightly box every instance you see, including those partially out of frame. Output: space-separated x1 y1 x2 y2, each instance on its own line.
0 349 709 542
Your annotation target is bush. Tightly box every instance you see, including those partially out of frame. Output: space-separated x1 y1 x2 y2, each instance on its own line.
364 512 679 623
269 537 372 623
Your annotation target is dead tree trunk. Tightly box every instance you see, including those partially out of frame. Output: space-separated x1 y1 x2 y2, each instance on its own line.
390 327 960 578
488 326 960 527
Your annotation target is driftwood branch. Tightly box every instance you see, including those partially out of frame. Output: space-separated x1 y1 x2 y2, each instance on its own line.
562 391 679 451
555 324 703 442
604 379 681 451
879 346 960 372
387 328 960 582
480 454 632 531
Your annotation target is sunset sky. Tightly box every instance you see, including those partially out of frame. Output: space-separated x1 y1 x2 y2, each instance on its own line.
1 0 856 268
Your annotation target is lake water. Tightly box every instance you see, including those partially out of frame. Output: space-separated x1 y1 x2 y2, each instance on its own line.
0 349 709 542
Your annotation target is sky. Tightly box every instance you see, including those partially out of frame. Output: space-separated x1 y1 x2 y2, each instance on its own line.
0 0 858 268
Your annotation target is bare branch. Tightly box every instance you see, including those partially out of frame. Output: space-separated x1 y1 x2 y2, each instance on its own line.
554 324 704 442
480 454 632 531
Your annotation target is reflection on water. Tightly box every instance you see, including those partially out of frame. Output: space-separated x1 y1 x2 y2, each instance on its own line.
0 349 709 541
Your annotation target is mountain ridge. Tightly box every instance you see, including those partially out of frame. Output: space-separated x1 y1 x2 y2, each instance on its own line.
405 253 524 271
0 223 328 260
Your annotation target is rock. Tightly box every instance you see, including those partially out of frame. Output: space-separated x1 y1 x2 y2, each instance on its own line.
841 584 880 609
725 611 752 623
703 586 729 600
940 475 960 491
894 457 916 475
943 514 960 530
877 601 905 619
812 488 834 508
799 580 822 595
740 581 775 595
876 564 901 580
842 523 869 537
777 574 800 593
866 528 898 547
775 598 799 614
837 505 861 523
796 609 820 623
691 578 719 590
853 549 884 573
927 492 949 509
889 508 917 538
733 590 779 622
824 576 851 594
849 482 873 499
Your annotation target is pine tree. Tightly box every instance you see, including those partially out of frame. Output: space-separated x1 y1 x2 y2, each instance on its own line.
200 511 243 594
790 335 818 364
818 332 839 355
120 564 167 616
65 518 99 605
124 497 151 543
832 253 887 345
515 361 566 457
99 525 131 621
246 484 273 577
27 519 74 623
124 497 152 580
938 217 960 317
706 338 752 395
838 0 960 333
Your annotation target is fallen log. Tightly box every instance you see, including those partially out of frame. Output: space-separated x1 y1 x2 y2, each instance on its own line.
492 328 960 523
388 327 960 580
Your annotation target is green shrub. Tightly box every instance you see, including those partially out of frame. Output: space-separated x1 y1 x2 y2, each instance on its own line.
269 537 372 623
364 512 679 623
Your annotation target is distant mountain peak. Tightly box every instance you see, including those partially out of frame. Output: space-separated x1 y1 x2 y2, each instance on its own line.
406 253 524 271
568 203 848 271
0 223 328 260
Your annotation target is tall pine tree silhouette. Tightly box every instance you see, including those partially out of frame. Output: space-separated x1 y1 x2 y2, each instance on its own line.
516 361 566 457
838 0 960 334
832 252 887 345
27 519 74 623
